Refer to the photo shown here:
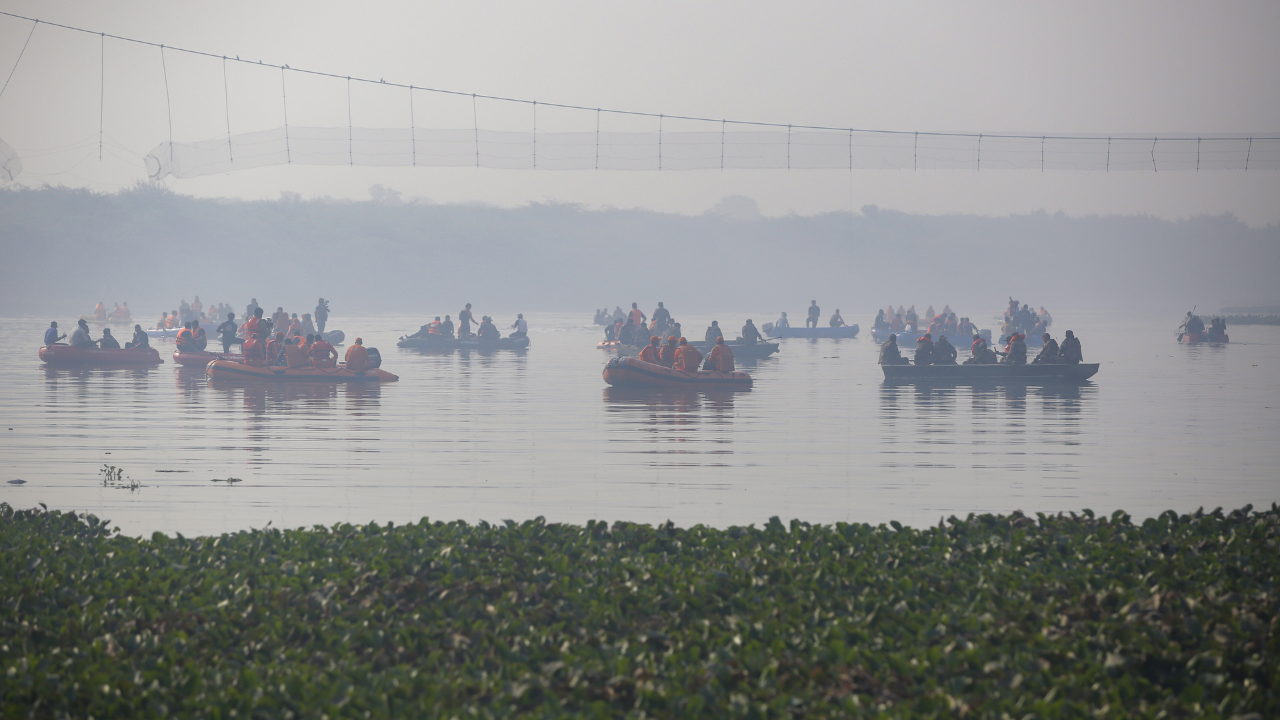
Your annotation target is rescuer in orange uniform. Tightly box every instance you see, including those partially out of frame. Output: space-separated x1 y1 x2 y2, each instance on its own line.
310 335 338 368
673 338 703 372
638 336 661 363
658 336 679 368
706 337 735 372
345 338 370 372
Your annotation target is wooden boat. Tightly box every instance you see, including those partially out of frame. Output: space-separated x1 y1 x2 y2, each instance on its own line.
397 335 529 351
173 349 245 366
39 344 162 365
766 324 859 339
602 357 752 390
1178 331 1229 344
615 339 779 360
881 362 1099 381
205 359 398 383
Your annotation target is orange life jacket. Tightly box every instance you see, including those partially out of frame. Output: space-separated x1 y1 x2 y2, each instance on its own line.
428 321 442 335
674 345 703 372
707 344 734 372
658 342 678 367
345 344 369 372
638 344 659 363
629 308 644 325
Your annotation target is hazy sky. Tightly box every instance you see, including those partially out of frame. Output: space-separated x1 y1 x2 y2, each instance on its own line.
1 1 1277 222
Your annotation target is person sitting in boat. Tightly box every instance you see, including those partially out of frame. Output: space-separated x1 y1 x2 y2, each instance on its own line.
775 312 790 329
241 335 265 367
706 337 735 372
345 338 370 371
1059 330 1082 364
1182 311 1205 336
194 323 208 351
216 313 238 353
286 314 304 338
878 334 909 365
1039 306 1052 326
806 301 821 328
603 322 617 342
1031 317 1048 338
964 335 998 364
668 322 682 340
618 321 637 346
673 338 703 372
310 335 338 368
956 317 975 337
1032 333 1059 363
510 313 528 340
242 307 265 341
704 321 725 344
652 302 671 328
934 335 958 365
44 321 66 346
944 313 959 335
905 306 918 327
126 325 149 350
741 319 763 345
266 332 287 366
155 312 167 331
107 302 124 320
873 310 889 331
890 314 905 332
284 337 310 369
97 328 121 349
659 336 679 367
1208 317 1228 341
829 310 846 328
441 315 455 339
639 335 661 363
913 333 935 365
998 333 1028 365
478 316 500 341
93 302 107 321
301 313 317 336
175 322 197 352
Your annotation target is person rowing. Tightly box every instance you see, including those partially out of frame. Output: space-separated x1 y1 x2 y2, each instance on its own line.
741 319 763 345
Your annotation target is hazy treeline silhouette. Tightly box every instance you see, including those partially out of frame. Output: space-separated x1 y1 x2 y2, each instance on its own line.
1 183 1276 320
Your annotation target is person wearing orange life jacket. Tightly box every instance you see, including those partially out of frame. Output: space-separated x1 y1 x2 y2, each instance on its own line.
310 335 338 368
890 314 905 332
638 336 661 364
193 323 208 351
287 314 304 338
284 337 310 369
242 335 266 367
913 332 935 366
299 334 314 358
345 338 370 372
241 307 265 342
628 302 646 328
658 336 679 368
175 322 197 352
706 337 735 372
192 296 203 315
156 312 168 331
673 338 703 373
94 302 106 321
428 317 443 335
266 332 287 366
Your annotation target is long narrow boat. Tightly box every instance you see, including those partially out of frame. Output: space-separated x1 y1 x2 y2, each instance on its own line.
766 324 859 339
397 335 530 351
39 345 163 365
603 357 752 390
205 359 398 383
881 363 1099 381
615 339 779 360
173 349 245 366
1177 331 1229 344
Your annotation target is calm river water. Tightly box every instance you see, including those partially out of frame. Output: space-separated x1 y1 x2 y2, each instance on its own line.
1 312 1276 536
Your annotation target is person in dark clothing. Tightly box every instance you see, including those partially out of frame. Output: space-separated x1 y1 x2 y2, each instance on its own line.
741 319 763 345
1000 334 1028 364
441 315 455 339
934 335 958 364
1059 330 1082 364
806 301 821 328
652 302 671 327
217 313 239 353
477 316 499 341
704 321 724 344
1182 312 1205 335
126 325 149 350
879 335 909 365
44 321 66 346
1032 333 1059 363
913 333 935 365
315 298 330 334
618 321 636 346
98 328 121 349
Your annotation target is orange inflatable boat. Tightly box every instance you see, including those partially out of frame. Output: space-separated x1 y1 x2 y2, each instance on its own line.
205 359 399 383
40 345 162 366
602 357 752 390
173 349 244 366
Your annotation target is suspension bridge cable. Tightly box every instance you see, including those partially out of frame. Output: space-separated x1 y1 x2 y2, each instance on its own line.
0 18 37 102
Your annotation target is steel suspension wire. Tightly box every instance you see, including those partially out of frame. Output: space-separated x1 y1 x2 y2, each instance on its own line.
222 57 233 162
0 10 1275 147
98 33 104 160
281 67 290 164
0 18 37 102
160 46 172 168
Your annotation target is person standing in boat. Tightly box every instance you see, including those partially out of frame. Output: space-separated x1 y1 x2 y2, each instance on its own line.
217 312 238 354
806 301 821 328
706 337 735 372
741 319 763 345
314 298 329 334
934 335 958 364
1032 333 1059 364
956 316 975 337
1059 331 1082 364
704 321 725 344
829 309 846 327
628 303 647 328
652 302 671 329
878 334 909 365
44 321 66 346
458 303 477 339
126 325 149 350
510 314 528 340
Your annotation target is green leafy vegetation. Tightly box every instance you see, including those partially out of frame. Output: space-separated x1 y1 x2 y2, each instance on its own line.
2 503 1276 718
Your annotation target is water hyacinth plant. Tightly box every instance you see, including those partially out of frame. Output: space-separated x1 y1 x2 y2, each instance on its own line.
1 503 1276 718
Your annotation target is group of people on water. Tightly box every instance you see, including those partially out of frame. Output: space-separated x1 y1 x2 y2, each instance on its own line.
88 301 133 323
872 304 981 337
408 304 527 342
47 319 150 350
1002 299 1052 337
151 297 332 337
771 301 848 329
225 305 374 370
1181 311 1228 341
636 335 736 373
879 328 1082 366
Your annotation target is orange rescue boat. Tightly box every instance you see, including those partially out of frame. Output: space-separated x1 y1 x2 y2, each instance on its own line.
602 356 752 390
205 359 399 383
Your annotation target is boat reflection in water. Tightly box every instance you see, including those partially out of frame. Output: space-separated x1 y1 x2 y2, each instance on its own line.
602 387 738 467
878 379 1097 478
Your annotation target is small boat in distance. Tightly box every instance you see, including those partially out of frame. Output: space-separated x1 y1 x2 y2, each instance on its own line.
881 363 1099 382
397 335 530 351
39 345 163 366
205 359 398 383
603 357 752 390
764 323 859 339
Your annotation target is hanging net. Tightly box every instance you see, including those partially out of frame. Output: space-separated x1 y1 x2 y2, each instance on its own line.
0 138 21 181
145 127 1279 180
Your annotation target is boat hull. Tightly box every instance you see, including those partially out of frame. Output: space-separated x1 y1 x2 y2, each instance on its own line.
205 359 398 383
872 328 991 345
616 340 779 360
1178 332 1228 344
173 350 245 366
881 363 1099 381
603 357 752 389
39 345 162 365
398 335 529 350
768 324 859 339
